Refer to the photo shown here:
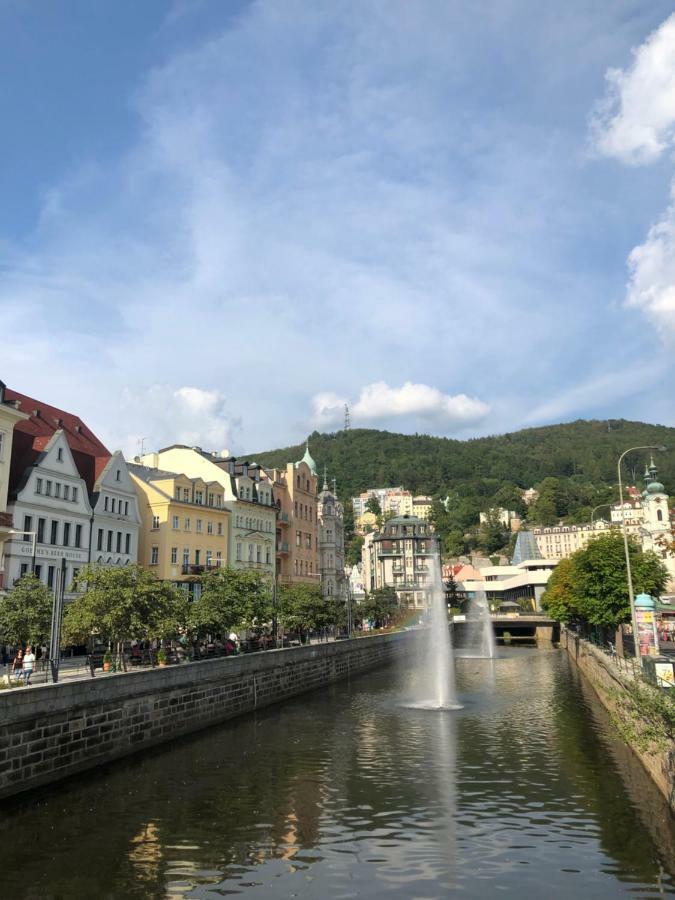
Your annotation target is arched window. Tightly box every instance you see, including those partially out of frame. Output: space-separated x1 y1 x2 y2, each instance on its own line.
658 509 664 522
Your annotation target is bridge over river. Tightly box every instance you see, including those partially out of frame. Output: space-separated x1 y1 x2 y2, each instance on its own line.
452 614 559 644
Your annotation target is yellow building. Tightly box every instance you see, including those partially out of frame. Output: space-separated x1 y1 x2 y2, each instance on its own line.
129 463 230 596
355 511 378 534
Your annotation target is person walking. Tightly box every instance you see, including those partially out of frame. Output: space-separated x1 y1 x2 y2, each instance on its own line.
23 647 35 685
11 649 23 683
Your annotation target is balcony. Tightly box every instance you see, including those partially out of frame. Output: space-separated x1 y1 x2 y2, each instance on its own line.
277 541 289 554
378 548 403 556
277 512 290 525
182 564 205 575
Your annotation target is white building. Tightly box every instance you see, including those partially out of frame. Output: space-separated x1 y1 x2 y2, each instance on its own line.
90 451 141 568
4 430 93 596
317 475 347 601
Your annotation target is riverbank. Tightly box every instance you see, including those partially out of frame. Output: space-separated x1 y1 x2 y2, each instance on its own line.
0 630 412 801
562 627 675 813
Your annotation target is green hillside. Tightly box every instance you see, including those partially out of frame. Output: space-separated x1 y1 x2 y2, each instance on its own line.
252 419 675 502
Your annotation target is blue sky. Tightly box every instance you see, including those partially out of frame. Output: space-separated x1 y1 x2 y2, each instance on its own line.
2 0 675 456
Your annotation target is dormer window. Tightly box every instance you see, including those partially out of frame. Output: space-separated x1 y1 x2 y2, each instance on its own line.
116 470 121 481
57 448 63 462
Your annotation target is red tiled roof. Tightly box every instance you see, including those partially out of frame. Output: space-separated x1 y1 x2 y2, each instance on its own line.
5 388 110 493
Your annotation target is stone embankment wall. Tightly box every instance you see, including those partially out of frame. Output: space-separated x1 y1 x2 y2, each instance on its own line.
562 628 675 813
0 632 409 801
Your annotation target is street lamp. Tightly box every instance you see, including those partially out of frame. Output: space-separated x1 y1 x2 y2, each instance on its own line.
617 445 667 666
7 529 37 574
590 503 612 525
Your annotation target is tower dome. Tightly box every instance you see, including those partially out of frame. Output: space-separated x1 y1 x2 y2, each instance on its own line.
298 441 317 476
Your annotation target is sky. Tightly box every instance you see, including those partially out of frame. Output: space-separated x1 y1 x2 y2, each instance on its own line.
3 0 675 457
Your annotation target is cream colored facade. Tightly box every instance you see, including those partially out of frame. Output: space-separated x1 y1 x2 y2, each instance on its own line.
532 521 613 560
140 447 276 577
353 487 432 533
129 464 230 594
362 514 439 608
0 383 28 586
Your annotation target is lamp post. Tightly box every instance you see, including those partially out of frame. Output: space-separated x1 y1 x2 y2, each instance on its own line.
617 445 666 666
590 503 612 525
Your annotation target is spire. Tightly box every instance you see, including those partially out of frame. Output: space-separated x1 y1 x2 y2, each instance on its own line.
323 464 328 491
299 441 318 476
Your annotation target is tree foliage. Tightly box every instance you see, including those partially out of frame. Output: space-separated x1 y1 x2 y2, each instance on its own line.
277 583 330 633
0 575 52 647
191 566 271 636
358 586 399 628
63 565 185 646
542 533 669 629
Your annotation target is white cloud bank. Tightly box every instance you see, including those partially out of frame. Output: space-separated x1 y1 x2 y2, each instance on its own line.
591 13 675 340
312 381 489 431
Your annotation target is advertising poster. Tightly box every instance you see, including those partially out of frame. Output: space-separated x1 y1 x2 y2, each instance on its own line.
636 608 659 657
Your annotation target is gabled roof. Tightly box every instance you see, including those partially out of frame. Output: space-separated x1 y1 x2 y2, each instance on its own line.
5 388 110 492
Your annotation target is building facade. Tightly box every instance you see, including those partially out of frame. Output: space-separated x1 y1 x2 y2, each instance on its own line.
140 447 276 577
0 382 28 587
265 445 319 586
90 451 141 568
129 464 230 595
363 514 440 608
317 475 347 600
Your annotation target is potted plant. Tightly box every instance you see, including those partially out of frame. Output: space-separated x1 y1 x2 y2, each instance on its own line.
102 651 112 672
157 648 168 667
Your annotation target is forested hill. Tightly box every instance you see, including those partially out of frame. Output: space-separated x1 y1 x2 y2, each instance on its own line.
251 420 675 502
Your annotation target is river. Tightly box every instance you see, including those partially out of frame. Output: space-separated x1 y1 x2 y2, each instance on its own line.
2 647 675 898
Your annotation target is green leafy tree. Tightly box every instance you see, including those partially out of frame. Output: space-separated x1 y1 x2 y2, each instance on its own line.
365 496 382 516
477 510 508 554
63 565 185 650
278 583 329 634
191 566 272 636
0 574 52 647
359 586 398 628
541 532 668 629
443 529 466 558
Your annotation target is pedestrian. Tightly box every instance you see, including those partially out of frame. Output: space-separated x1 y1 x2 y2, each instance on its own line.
11 649 23 683
23 647 35 685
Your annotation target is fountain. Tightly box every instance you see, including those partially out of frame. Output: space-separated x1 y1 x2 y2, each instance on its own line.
464 590 496 658
407 552 460 709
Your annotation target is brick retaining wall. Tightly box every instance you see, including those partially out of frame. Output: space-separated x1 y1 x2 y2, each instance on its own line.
0 632 410 800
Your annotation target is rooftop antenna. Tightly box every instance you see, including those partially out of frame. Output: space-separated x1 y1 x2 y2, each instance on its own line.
344 403 351 431
138 437 148 458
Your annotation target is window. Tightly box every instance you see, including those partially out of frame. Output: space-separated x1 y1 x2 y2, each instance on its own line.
125 501 129 515
248 544 254 561
107 530 113 552
658 509 664 522
236 542 242 561
23 515 32 541
216 494 222 507
175 487 181 500
116 470 121 481
125 533 131 555
184 517 191 531
111 498 116 513
256 545 261 563
63 522 71 546
195 490 203 505
45 480 52 496
152 515 160 530
75 524 82 548
305 534 312 549
50 521 58 545
216 551 222 567
57 447 63 462
34 565 42 580
47 566 55 589
183 488 190 502
54 483 61 498
327 529 333 541
265 547 270 564
37 518 45 544
296 530 301 547
196 519 203 533
172 515 179 529
239 487 244 499
194 549 200 566
36 478 43 494
97 528 103 551
171 547 178 564
208 493 214 507
217 522 223 536
20 563 28 578
72 487 78 503
150 546 159 565
183 547 189 566
63 485 70 500
116 532 122 553
207 521 213 534
206 550 213 567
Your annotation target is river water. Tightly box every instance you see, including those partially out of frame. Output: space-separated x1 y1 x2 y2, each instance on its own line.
3 647 675 898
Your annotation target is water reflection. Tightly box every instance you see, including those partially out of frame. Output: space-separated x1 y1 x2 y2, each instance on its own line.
0 649 674 898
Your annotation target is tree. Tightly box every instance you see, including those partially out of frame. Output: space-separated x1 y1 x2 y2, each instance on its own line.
477 510 508 554
191 566 272 636
541 532 669 629
365 496 382 517
278 583 329 635
63 565 185 650
443 529 466 558
359 586 398 628
0 575 52 647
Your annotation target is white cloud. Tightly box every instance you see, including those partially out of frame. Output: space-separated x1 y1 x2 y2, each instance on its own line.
109 385 237 458
591 13 675 165
312 381 489 431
